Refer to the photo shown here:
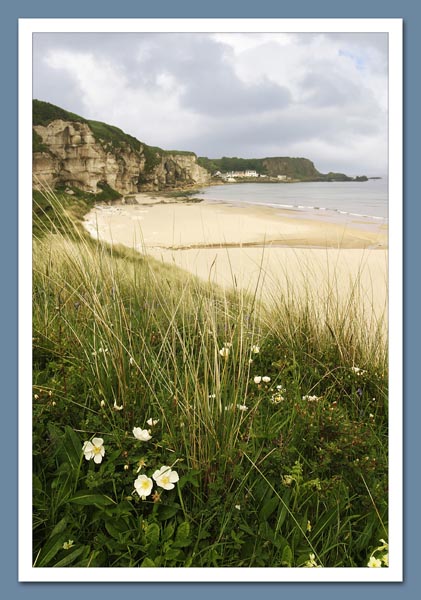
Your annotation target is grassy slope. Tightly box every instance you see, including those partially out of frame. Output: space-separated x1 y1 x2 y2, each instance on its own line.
32 189 388 568
33 99 195 159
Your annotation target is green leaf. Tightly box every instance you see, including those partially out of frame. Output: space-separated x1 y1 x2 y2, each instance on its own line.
63 426 83 470
281 543 293 567
259 496 279 521
36 535 66 567
105 520 129 541
69 491 116 506
141 557 156 567
157 503 181 521
145 522 160 547
49 517 68 538
173 521 191 548
162 523 175 542
53 546 87 567
164 548 182 561
276 490 291 529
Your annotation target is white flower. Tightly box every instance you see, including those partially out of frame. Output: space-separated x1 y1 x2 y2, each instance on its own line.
302 395 320 402
235 504 241 510
113 400 123 411
304 553 322 568
62 540 74 550
351 366 366 375
237 404 248 412
129 357 135 366
208 393 216 399
271 393 285 404
367 556 382 568
276 385 286 391
219 346 230 358
100 400 105 407
262 376 271 383
251 345 260 354
133 427 152 441
152 465 179 490
82 438 105 464
146 418 159 426
134 474 153 499
254 376 262 384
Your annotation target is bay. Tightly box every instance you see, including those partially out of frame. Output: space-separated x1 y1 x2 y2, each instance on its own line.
199 179 388 223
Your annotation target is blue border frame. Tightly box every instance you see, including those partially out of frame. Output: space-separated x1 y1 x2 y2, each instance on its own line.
4 0 419 597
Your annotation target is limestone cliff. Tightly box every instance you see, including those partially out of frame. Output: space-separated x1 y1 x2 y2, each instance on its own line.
32 101 210 195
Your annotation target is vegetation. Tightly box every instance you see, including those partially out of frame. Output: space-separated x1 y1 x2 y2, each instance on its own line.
33 99 86 126
32 188 388 569
33 128 49 153
198 156 368 182
198 156 269 175
32 184 122 239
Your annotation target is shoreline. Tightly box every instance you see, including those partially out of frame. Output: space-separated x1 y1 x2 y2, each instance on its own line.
86 194 387 251
83 193 388 321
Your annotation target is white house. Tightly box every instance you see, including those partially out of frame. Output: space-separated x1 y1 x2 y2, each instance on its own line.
223 170 259 179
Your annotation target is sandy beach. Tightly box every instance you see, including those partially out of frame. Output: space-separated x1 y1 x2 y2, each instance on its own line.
83 193 388 320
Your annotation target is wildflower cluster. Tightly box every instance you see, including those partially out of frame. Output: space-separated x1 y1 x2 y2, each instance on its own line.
351 366 367 376
367 539 389 568
133 427 152 441
253 375 271 384
271 384 287 404
91 345 109 357
134 465 179 500
82 418 179 504
303 553 322 568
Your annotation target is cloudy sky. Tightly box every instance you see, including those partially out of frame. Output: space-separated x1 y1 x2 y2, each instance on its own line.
33 31 388 175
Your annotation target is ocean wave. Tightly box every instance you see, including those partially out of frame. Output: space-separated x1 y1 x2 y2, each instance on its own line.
241 200 387 222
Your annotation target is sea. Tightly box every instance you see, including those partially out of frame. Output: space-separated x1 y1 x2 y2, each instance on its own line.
198 179 388 225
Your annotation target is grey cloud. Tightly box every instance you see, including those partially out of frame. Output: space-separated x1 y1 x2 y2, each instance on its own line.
179 105 382 161
130 34 292 116
32 32 388 174
33 33 291 116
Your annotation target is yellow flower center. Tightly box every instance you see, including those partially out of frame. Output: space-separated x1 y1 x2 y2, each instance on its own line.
93 446 102 454
161 475 170 485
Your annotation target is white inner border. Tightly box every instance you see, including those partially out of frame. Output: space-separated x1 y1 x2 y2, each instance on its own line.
19 18 403 583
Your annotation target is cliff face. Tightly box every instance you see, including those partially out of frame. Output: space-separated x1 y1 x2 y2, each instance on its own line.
33 118 210 195
261 157 321 179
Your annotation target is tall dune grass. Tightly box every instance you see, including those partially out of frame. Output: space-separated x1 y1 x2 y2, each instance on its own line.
32 190 388 568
